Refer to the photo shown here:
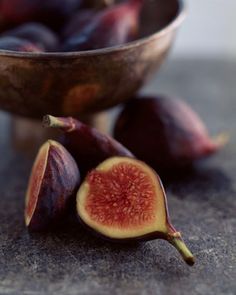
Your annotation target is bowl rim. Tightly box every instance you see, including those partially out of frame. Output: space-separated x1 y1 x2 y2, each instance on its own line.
0 0 186 59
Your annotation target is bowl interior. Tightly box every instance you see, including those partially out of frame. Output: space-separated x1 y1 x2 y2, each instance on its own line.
0 0 182 57
140 0 181 39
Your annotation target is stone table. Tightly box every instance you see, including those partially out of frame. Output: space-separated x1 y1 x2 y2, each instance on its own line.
0 58 235 295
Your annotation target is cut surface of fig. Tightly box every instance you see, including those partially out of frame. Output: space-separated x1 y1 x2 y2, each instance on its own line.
25 141 49 226
25 140 80 231
77 157 195 265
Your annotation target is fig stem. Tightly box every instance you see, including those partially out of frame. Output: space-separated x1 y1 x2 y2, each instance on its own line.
169 236 195 266
212 132 229 149
43 115 75 132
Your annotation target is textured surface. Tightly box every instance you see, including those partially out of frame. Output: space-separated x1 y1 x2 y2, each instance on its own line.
0 58 236 295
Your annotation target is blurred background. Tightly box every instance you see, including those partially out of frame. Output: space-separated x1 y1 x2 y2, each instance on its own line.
172 0 236 59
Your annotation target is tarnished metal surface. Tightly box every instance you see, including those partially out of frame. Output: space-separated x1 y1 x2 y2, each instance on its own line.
0 0 185 118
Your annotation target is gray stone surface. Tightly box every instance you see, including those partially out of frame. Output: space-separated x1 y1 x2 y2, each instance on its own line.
0 58 236 295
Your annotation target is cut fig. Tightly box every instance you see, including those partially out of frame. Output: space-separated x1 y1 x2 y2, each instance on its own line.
43 115 134 176
76 157 195 266
25 140 80 231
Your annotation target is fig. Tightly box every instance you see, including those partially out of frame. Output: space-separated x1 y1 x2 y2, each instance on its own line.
61 9 96 40
77 157 195 265
0 36 43 52
0 0 81 29
25 140 80 231
0 0 40 25
2 23 59 51
62 0 143 51
43 115 134 176
114 96 228 176
38 0 82 30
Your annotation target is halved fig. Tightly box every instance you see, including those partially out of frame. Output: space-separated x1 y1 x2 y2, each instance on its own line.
25 140 80 231
76 157 195 266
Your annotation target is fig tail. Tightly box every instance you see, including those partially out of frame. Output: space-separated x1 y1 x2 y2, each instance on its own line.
211 132 229 150
43 115 76 132
167 231 195 266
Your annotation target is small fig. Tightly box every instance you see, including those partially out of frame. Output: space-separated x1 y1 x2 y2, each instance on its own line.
38 0 82 30
61 9 96 40
77 157 195 265
62 0 143 51
0 0 82 29
0 0 40 25
2 23 59 51
0 36 43 52
114 96 228 176
25 140 80 231
43 115 134 176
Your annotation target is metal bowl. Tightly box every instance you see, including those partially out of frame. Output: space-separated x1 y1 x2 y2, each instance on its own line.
0 0 185 118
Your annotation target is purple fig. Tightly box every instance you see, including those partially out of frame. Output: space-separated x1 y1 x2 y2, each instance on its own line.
114 96 228 176
43 115 134 176
62 0 144 51
61 9 96 40
0 0 82 29
25 140 80 231
0 36 43 52
2 22 59 51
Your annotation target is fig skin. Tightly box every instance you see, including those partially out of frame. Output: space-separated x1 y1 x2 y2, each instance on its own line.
114 96 228 176
25 140 80 231
0 0 82 30
61 9 96 40
43 115 134 177
76 157 195 266
0 36 43 52
62 0 143 51
1 22 59 51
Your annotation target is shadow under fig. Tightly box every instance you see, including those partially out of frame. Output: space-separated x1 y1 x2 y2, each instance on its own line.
26 216 189 279
164 163 236 216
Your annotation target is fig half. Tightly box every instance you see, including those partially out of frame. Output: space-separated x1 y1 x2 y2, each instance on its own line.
25 140 80 231
77 157 195 266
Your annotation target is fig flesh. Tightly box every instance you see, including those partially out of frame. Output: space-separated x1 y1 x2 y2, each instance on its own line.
77 157 195 266
43 115 134 176
114 96 228 176
2 22 59 51
0 36 43 52
25 140 80 231
62 0 143 51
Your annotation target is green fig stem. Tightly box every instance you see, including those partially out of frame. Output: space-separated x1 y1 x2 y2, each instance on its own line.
168 232 195 266
212 132 230 149
43 115 75 132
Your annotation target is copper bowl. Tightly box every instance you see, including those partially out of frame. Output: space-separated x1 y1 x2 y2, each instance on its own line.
0 0 185 119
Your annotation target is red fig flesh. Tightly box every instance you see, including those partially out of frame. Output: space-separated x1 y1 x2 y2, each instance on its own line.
62 0 143 51
43 115 134 176
114 96 228 176
77 157 195 266
25 140 80 231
